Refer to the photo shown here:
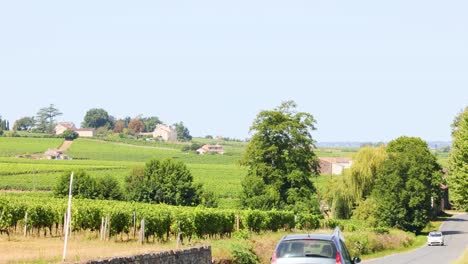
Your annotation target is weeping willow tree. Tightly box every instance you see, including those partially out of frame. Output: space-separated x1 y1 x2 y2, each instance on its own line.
328 176 354 219
326 146 387 219
349 146 387 201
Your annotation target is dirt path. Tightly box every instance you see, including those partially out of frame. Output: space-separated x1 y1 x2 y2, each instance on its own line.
58 140 73 151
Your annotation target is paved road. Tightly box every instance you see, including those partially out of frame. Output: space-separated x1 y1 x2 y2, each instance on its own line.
365 213 468 264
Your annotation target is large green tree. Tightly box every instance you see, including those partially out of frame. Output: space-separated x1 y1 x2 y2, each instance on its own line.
448 107 468 211
173 122 192 141
142 116 162 132
13 116 35 131
372 136 442 233
125 158 202 206
240 101 320 213
35 104 62 133
82 108 111 129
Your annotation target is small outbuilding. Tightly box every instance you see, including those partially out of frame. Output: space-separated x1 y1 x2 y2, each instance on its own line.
196 144 224 155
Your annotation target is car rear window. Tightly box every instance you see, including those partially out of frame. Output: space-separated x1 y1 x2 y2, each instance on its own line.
430 233 442 237
277 239 337 259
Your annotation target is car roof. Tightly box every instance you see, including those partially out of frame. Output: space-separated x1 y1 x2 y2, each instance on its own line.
281 234 335 241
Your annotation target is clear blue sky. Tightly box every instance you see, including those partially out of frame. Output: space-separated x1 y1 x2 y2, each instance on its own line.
1 1 467 142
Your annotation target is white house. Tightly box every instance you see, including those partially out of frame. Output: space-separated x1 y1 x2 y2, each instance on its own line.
54 122 95 138
75 128 95 137
318 157 353 175
54 122 76 135
153 124 177 142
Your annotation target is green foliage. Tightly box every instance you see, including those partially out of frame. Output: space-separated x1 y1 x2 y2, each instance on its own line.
141 116 161 133
13 117 35 131
181 142 203 152
345 230 415 257
35 104 62 133
448 106 468 211
241 209 296 232
349 146 387 201
325 176 354 219
352 198 378 226
295 213 320 230
173 122 192 141
61 129 79 140
96 175 124 200
372 136 442 234
125 158 202 206
54 170 98 199
0 115 9 132
230 242 260 264
82 108 111 129
240 101 319 213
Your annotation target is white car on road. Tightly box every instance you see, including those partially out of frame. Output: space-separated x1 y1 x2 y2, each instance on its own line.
427 231 444 246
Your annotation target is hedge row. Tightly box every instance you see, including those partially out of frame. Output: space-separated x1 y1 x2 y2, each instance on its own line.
0 196 324 240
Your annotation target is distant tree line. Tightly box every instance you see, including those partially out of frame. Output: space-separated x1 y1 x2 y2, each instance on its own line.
4 105 192 141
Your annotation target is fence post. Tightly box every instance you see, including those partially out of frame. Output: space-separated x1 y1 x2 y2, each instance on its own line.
133 211 136 239
139 218 145 245
23 212 28 237
100 217 104 241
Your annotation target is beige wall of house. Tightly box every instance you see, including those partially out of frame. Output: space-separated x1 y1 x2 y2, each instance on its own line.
55 125 68 135
76 130 95 137
153 124 177 142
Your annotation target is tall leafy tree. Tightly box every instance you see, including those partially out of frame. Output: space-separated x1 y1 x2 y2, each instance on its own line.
13 116 35 131
0 115 3 135
82 108 111 129
240 101 320 213
35 104 62 133
128 118 145 133
372 136 442 233
448 107 468 211
349 145 387 201
125 158 202 206
113 120 126 133
142 116 162 132
173 122 192 141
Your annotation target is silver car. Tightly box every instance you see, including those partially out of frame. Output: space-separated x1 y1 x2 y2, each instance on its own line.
427 231 444 246
271 228 361 264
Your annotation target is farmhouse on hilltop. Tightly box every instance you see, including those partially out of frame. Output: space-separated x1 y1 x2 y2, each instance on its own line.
54 122 95 138
318 157 353 175
196 144 224 155
153 124 177 142
54 122 76 134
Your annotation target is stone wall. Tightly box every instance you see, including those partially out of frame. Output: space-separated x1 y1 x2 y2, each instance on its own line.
86 245 211 264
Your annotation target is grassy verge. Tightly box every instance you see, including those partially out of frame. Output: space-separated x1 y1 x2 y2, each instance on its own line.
361 212 453 260
453 248 468 264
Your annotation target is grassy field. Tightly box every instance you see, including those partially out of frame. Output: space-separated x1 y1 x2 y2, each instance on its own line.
0 137 249 208
0 137 63 156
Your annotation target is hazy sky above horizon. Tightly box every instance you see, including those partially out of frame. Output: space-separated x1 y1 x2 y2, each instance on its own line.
1 1 467 142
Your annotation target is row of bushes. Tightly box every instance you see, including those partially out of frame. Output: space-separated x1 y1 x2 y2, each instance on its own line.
0 196 326 240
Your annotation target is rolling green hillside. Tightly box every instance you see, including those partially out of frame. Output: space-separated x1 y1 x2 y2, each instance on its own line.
0 136 361 208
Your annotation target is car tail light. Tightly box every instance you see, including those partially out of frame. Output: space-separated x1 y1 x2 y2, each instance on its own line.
336 252 342 264
271 252 277 264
